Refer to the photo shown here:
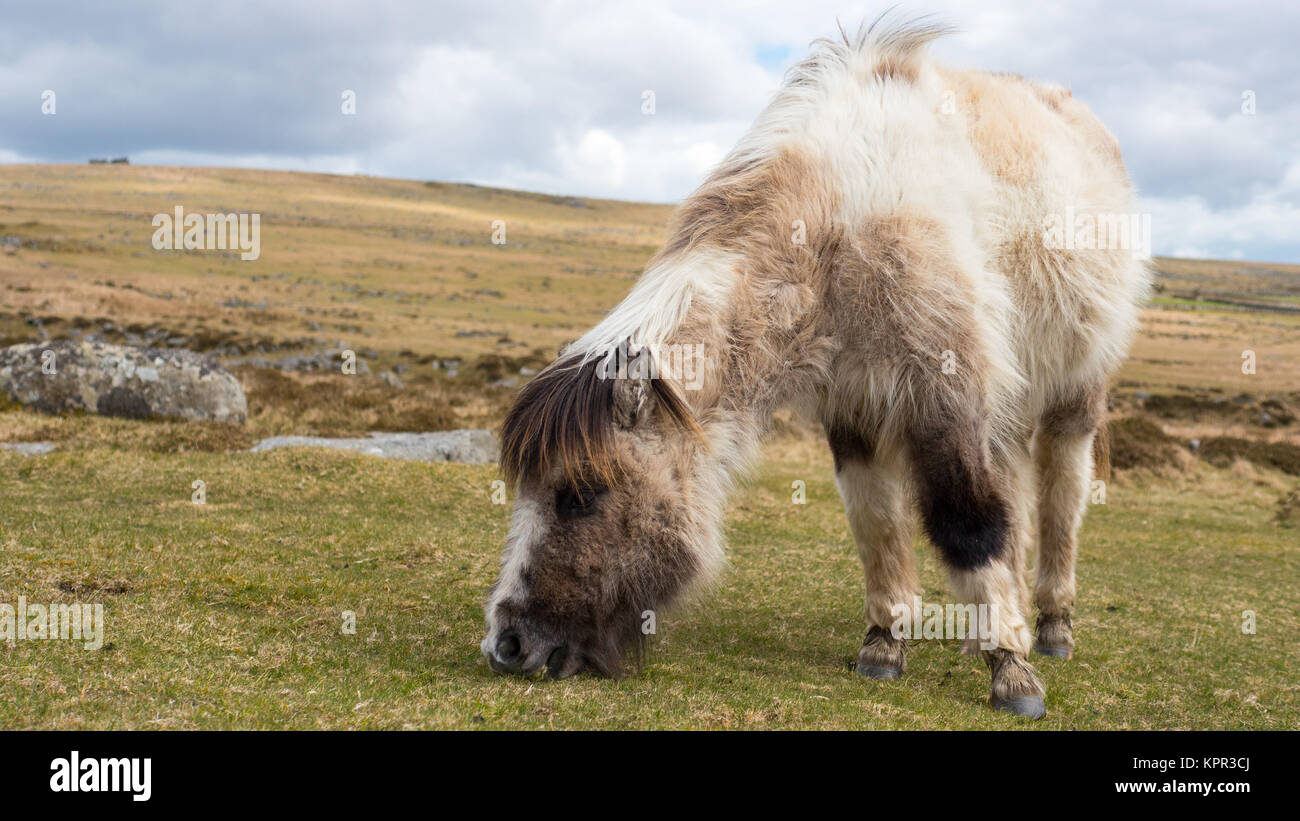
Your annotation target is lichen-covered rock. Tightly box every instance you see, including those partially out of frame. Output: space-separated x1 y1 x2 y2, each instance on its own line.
0 341 247 423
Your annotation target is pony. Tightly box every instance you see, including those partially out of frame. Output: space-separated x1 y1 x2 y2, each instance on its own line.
481 18 1149 718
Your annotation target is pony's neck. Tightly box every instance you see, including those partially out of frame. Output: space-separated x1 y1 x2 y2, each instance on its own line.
576 244 825 478
661 254 823 481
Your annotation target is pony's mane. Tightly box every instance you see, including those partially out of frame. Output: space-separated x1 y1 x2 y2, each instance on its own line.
723 14 953 171
499 353 699 489
500 15 953 491
795 13 953 86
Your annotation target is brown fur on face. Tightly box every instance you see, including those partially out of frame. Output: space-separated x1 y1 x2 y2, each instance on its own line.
488 422 704 678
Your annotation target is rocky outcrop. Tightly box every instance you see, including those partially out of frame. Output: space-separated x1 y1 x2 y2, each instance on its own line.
0 341 247 423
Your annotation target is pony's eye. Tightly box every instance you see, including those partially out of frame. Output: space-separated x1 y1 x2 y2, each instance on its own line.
555 485 605 520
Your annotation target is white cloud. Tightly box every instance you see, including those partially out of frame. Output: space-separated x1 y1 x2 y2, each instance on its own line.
1 0 1298 260
560 129 627 189
1143 190 1300 263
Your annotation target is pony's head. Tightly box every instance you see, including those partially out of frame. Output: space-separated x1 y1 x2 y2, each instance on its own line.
481 348 712 678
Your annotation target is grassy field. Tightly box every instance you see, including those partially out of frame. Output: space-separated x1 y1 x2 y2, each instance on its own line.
1 444 1294 729
1 165 1298 729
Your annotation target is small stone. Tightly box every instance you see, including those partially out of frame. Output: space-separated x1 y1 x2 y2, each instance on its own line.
1 442 56 456
249 430 498 463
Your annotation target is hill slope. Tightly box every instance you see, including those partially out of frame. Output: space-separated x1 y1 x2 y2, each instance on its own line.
3 163 1300 394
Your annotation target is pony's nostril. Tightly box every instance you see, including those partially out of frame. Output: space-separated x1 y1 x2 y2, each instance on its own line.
545 644 569 678
495 631 522 664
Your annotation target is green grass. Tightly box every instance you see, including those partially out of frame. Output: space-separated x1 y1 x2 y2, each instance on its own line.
2 444 1295 729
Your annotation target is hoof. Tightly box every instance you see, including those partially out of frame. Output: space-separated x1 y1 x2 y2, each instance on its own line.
1034 642 1072 659
1035 613 1073 660
991 694 1046 720
856 625 905 681
856 662 903 680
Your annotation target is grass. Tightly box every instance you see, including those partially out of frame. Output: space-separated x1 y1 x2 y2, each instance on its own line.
1 442 1295 730
2 164 1299 729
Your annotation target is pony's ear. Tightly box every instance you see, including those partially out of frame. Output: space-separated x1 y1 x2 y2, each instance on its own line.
611 346 656 429
612 374 653 429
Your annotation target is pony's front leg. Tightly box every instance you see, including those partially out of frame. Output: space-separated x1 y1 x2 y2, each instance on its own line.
910 411 1046 719
827 427 918 680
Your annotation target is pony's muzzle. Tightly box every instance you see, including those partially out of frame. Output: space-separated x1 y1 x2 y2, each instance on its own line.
482 625 584 679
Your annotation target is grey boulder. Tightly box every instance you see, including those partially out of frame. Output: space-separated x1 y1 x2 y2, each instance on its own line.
0 341 248 423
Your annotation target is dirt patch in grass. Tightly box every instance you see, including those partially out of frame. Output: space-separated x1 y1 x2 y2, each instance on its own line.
234 350 551 436
1140 392 1297 429
1199 437 1300 476
0 410 259 454
238 367 451 436
453 351 550 385
57 579 132 596
371 403 459 432
1106 415 1300 476
1108 415 1184 471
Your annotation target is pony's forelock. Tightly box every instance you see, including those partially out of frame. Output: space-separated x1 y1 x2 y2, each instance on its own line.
499 354 700 490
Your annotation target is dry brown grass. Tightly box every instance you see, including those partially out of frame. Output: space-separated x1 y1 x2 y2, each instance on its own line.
0 164 672 361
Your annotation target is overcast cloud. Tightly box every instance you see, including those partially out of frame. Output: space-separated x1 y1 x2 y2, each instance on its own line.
2 0 1298 262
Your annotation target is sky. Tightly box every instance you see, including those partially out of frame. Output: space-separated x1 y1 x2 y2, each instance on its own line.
2 0 1298 262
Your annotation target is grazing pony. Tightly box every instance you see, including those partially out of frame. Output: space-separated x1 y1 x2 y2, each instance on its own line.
481 20 1149 718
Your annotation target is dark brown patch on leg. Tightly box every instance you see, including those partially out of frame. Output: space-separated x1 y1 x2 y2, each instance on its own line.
909 414 1010 571
825 421 873 472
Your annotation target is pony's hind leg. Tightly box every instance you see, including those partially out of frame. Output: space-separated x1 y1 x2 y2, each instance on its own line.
827 425 918 680
1033 388 1106 659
